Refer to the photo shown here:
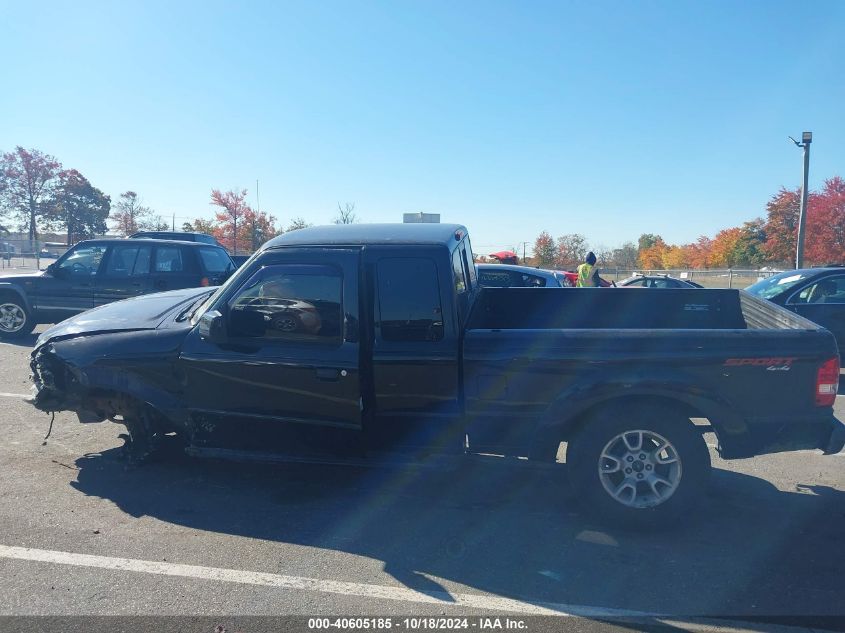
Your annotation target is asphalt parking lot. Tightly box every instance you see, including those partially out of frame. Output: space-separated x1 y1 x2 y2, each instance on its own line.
1 327 845 632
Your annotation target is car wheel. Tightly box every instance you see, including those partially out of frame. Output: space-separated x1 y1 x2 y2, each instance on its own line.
567 402 711 528
272 315 300 332
0 295 36 338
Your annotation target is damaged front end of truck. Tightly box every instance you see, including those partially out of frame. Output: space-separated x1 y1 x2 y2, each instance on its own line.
30 341 175 463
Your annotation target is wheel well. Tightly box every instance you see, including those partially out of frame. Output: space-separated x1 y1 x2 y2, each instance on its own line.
0 289 27 306
530 395 714 462
87 390 177 433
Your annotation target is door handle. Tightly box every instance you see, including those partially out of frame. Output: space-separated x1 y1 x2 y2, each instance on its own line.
315 367 344 381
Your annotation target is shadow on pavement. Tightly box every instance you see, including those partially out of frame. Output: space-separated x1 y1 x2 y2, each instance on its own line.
71 448 845 621
0 333 39 348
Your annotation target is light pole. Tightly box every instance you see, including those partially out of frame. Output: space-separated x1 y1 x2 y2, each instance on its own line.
789 131 812 269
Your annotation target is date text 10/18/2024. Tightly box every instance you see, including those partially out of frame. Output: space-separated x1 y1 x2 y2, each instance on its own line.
308 618 528 630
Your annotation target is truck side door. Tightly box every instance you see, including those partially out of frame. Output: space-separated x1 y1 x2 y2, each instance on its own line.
178 249 362 445
366 247 462 451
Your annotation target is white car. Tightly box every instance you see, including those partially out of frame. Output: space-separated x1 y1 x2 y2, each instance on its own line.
476 263 571 288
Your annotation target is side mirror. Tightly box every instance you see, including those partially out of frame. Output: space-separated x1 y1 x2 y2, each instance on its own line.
198 310 227 344
45 263 56 275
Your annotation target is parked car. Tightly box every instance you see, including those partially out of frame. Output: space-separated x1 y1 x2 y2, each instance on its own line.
618 273 704 289
745 266 845 361
0 238 234 338
230 254 251 268
130 231 220 246
28 223 844 526
477 263 569 287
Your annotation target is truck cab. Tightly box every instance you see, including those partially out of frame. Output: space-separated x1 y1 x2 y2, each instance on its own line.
181 224 476 453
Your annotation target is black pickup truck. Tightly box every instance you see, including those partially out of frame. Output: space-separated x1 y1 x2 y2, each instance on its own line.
29 224 844 525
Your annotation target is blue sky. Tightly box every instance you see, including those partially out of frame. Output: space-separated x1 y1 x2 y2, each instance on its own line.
2 0 843 254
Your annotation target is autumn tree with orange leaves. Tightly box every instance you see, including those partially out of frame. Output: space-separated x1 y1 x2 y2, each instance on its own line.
805 177 845 265
210 188 251 255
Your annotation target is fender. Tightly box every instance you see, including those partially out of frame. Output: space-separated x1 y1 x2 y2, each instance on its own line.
0 282 32 313
32 329 192 431
528 366 745 461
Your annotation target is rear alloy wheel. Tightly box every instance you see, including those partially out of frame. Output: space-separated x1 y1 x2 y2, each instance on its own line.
0 299 35 338
568 403 711 527
598 429 682 509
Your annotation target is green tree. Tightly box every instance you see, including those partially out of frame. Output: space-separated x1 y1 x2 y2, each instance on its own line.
732 219 767 267
637 233 661 251
611 242 638 268
42 169 110 244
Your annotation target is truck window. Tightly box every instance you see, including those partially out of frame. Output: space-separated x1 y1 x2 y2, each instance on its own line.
377 258 444 342
452 248 467 293
228 264 343 344
463 236 478 288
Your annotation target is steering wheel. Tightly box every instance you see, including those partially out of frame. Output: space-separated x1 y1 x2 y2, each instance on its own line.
241 297 267 307
70 262 88 274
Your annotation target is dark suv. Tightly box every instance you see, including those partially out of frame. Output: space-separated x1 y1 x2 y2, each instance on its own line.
0 239 234 338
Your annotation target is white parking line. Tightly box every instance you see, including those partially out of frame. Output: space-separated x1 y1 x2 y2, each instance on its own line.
0 544 647 617
0 392 29 398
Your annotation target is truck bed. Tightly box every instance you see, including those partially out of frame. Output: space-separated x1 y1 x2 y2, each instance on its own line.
463 288 839 459
467 287 819 331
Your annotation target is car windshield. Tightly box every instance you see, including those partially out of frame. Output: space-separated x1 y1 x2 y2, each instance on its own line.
745 271 811 299
190 254 256 325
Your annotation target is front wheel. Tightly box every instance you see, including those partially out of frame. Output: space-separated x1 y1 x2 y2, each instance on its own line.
0 296 36 338
567 403 711 527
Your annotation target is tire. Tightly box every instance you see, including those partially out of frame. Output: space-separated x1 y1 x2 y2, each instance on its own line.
0 295 36 339
567 402 711 528
119 405 182 465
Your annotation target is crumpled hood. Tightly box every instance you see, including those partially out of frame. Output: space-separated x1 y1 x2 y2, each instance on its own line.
35 286 213 347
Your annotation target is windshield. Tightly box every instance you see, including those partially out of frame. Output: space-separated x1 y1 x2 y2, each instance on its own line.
190 255 256 325
745 271 811 299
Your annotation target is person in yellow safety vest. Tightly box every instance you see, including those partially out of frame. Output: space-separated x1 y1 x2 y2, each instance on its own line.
576 252 602 287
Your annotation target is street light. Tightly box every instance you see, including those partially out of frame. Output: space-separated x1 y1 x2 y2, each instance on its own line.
789 131 812 269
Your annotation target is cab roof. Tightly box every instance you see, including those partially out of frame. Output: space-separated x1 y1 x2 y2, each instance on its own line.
265 223 467 249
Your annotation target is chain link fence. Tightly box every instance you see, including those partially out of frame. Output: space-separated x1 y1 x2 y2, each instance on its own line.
603 268 780 289
0 238 69 273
